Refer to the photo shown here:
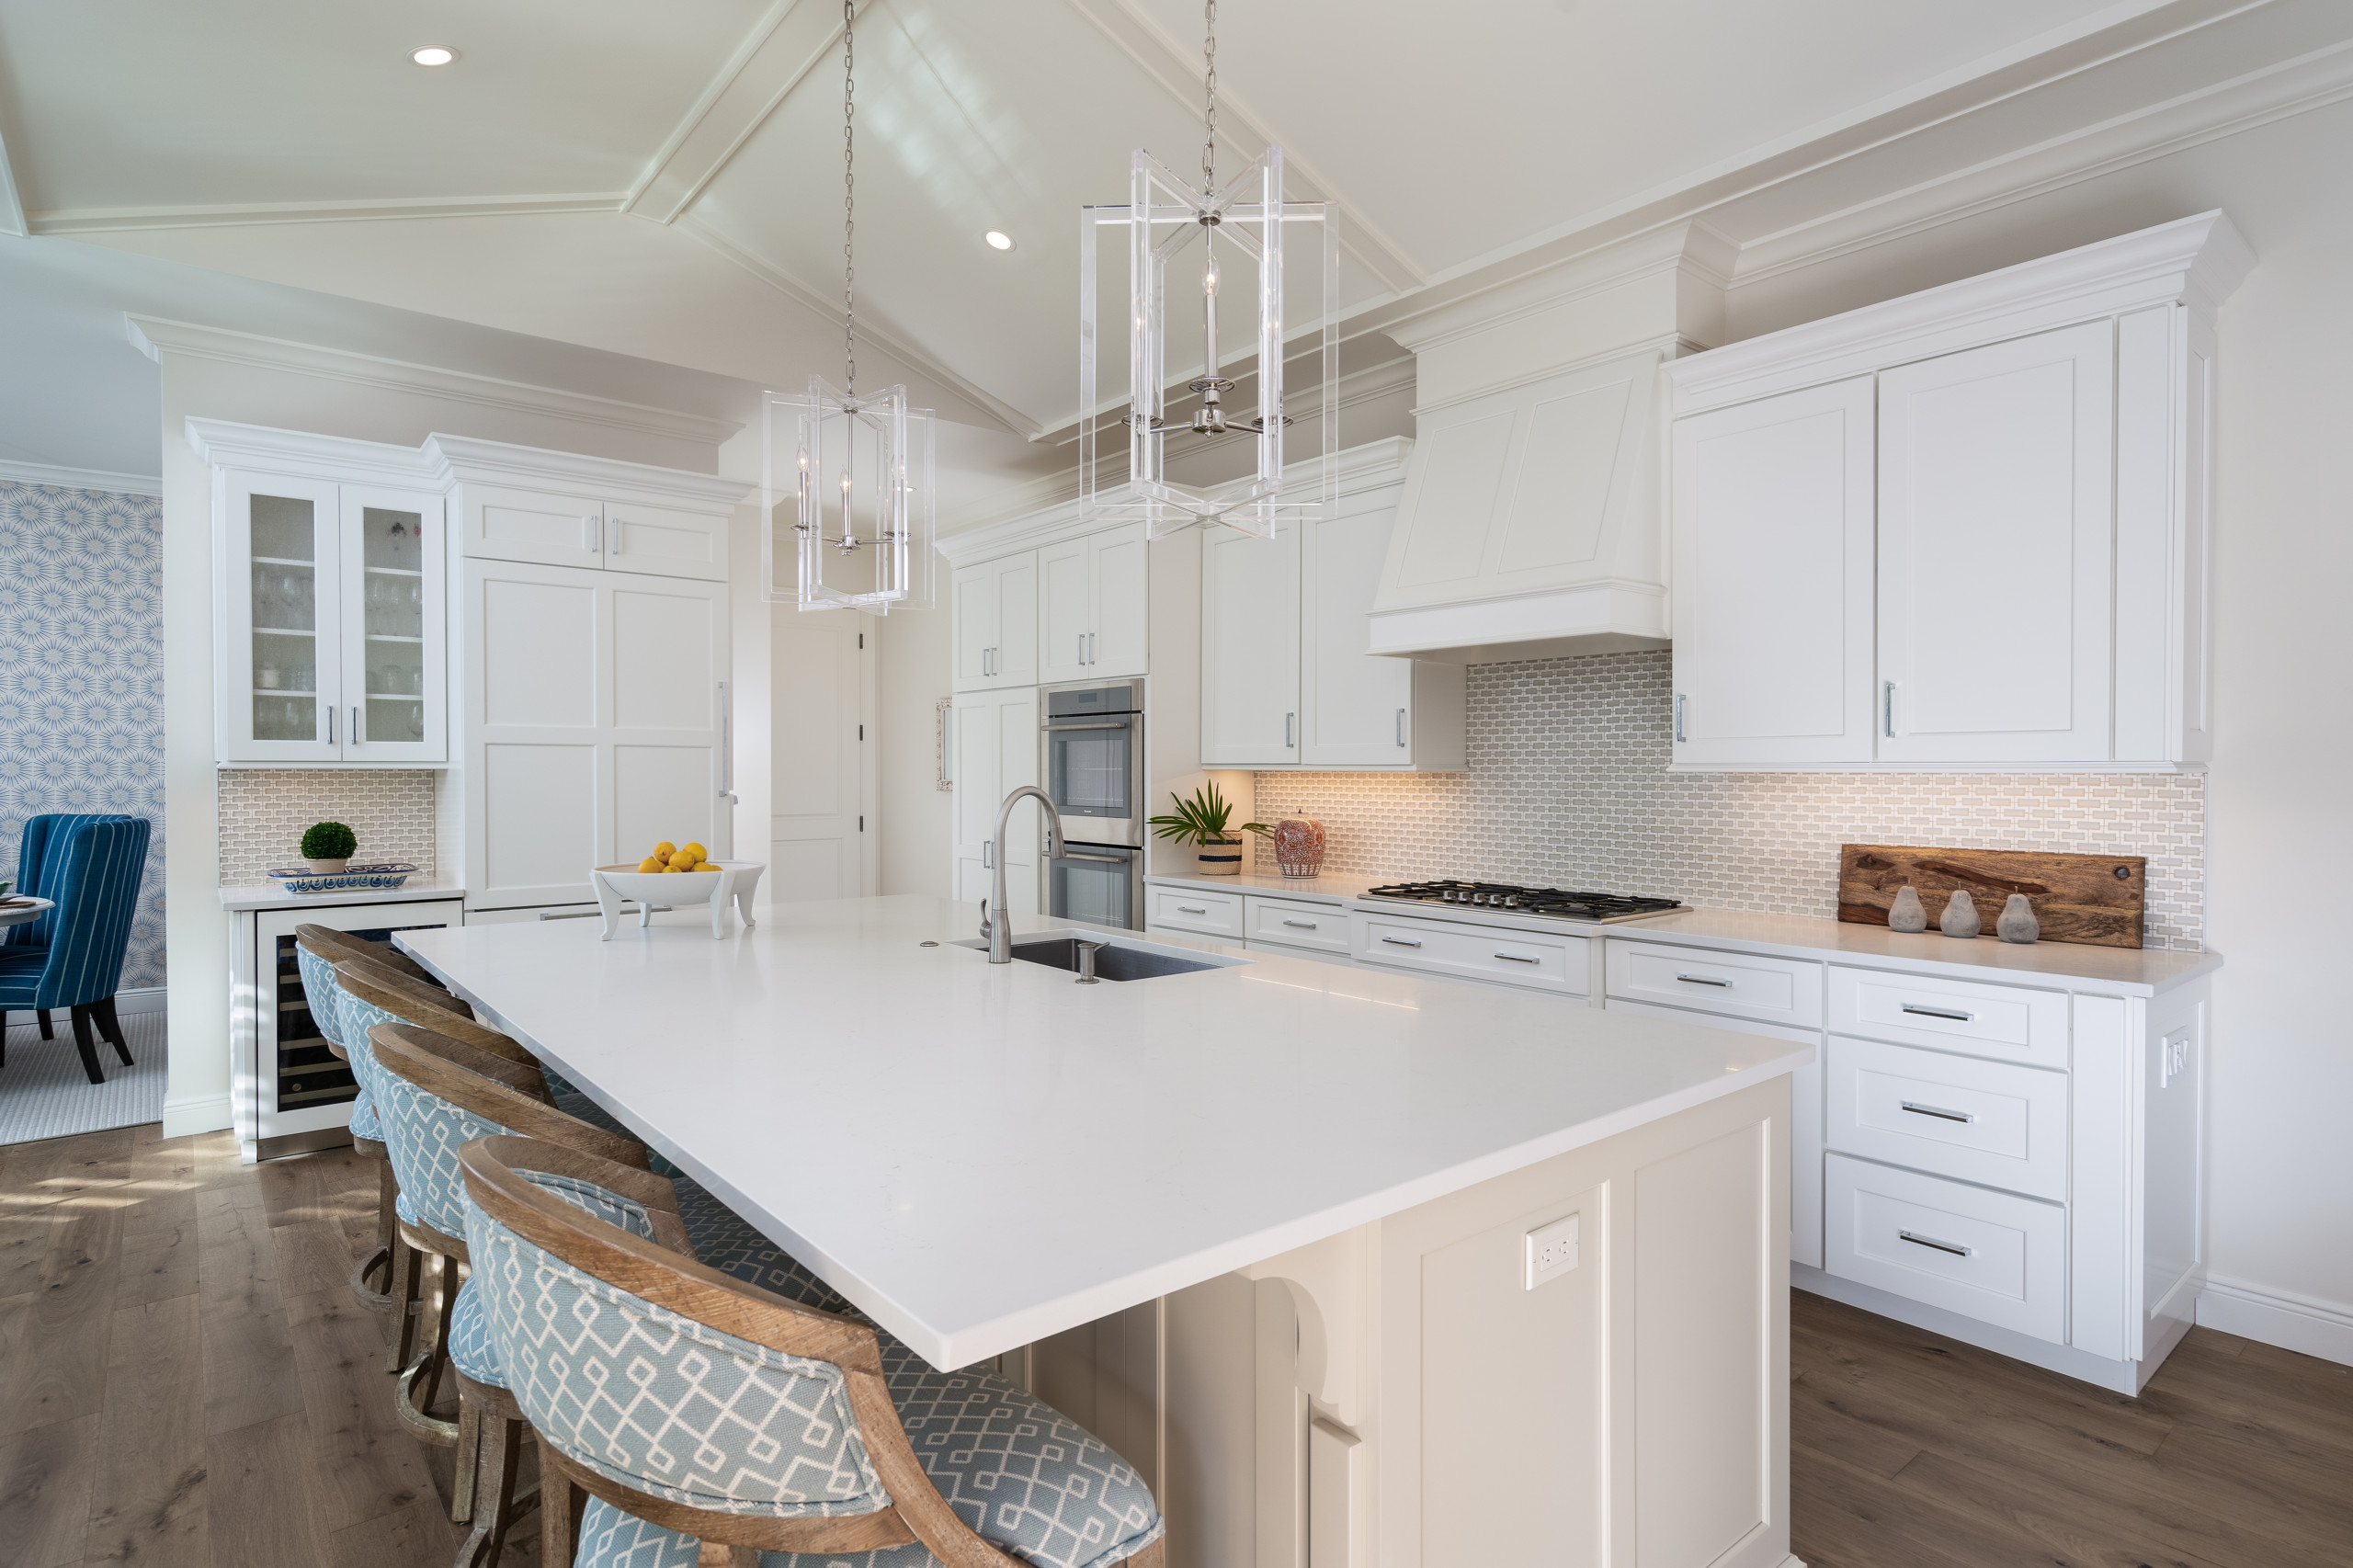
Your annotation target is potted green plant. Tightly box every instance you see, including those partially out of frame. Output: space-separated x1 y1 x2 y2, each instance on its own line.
301 821 358 876
1148 783 1268 877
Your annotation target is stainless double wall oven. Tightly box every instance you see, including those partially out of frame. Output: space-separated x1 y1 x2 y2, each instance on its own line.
1039 678 1145 929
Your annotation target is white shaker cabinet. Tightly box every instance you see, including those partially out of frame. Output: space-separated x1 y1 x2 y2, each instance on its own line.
1201 444 1465 770
949 687 1040 912
1877 322 2116 763
195 425 450 767
952 552 1039 691
1670 377 1875 766
443 472 731 584
1037 524 1150 685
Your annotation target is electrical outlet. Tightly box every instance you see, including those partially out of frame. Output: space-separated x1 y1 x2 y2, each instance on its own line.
2161 1030 2191 1086
1525 1212 1580 1290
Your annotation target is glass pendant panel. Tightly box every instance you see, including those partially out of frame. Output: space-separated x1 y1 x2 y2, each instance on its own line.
761 377 936 611
1081 143 1339 540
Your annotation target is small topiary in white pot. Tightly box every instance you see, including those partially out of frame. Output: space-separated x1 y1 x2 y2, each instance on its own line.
301 821 357 876
1147 783 1268 878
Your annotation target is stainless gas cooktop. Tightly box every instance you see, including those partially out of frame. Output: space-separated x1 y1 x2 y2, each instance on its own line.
1362 881 1684 924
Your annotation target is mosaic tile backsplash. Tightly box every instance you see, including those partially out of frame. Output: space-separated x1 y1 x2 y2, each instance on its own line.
0 482 166 988
1252 649 2207 949
217 768 439 887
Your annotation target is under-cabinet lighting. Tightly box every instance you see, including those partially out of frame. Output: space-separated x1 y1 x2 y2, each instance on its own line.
410 45 458 66
984 231 1016 251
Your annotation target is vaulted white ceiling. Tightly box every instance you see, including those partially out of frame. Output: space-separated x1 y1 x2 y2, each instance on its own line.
5 0 2351 452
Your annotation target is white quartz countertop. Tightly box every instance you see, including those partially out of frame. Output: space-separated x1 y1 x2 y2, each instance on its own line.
400 894 1808 1368
219 878 467 913
1143 873 2217 995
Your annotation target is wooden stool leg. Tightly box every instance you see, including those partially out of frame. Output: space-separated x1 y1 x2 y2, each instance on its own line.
451 1399 482 1525
351 1160 398 1311
393 1252 461 1445
539 1455 588 1568
455 1413 535 1566
92 996 133 1065
68 1005 105 1085
389 1230 423 1372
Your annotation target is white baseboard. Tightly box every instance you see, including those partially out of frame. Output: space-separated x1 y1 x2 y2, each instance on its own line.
161 1091 233 1139
2197 1275 2353 1369
114 986 167 1017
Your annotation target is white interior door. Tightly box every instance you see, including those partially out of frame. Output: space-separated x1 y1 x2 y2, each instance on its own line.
1301 505 1412 766
1671 377 1877 766
989 554 1040 687
1200 520 1301 766
769 609 874 903
1878 322 2116 762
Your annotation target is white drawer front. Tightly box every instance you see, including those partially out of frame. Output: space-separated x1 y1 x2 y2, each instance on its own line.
1354 911 1588 995
1607 940 1823 1028
1828 967 2068 1068
1610 999 1824 1270
1146 885 1243 939
1245 895 1349 954
1828 1038 2068 1201
1244 939 1354 968
1825 1153 2065 1343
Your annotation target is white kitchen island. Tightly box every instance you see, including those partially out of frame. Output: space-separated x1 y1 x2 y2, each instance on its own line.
402 895 1810 1568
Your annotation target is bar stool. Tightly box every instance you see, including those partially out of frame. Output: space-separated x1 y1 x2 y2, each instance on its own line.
458 1132 1168 1568
367 1021 654 1563
293 920 464 998
291 935 401 1312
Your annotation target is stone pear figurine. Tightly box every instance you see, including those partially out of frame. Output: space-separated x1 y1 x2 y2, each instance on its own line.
1996 892 2040 944
1939 888 1981 937
1887 885 1928 933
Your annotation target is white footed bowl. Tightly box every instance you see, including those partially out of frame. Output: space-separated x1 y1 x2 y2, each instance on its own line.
591 861 766 939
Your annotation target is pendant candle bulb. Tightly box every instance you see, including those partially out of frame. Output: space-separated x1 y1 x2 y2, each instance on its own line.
758 0 937 610
1078 0 1339 540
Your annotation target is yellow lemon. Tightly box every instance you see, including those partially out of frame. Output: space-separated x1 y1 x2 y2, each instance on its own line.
659 862 680 872
653 841 676 860
636 856 663 873
668 849 699 870
682 842 708 862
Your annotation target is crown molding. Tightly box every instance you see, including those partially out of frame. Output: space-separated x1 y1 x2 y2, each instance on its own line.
125 314 742 449
1057 0 1428 299
425 433 751 507
676 214 1040 439
1380 223 1737 358
30 192 624 236
0 457 162 497
1668 209 2252 412
182 417 445 483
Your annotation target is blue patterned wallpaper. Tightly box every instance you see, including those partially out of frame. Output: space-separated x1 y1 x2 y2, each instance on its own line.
0 482 166 989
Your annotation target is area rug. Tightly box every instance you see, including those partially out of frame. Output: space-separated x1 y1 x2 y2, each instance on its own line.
0 1010 168 1145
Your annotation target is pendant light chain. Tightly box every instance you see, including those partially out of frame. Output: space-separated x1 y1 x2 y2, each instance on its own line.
1200 0 1217 195
842 0 857 397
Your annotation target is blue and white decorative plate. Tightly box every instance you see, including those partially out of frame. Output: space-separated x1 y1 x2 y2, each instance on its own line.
266 862 419 895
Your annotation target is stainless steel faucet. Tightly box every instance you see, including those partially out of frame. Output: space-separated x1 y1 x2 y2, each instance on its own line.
986 786 1063 962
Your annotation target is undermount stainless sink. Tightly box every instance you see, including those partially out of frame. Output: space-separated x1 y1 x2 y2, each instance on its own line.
951 930 1240 982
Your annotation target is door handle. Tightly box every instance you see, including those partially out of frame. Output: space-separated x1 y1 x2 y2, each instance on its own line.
1900 1100 1976 1124
1901 1003 1975 1023
1285 711 1295 748
1059 852 1129 864
1396 707 1406 747
591 516 602 555
1898 1230 1972 1258
718 681 737 803
983 840 994 869
1090 631 1098 665
1176 904 1208 915
1493 951 1540 964
1675 972 1732 987
1281 919 1319 929
1883 680 1897 738
1675 693 1687 744
351 705 361 746
326 705 335 745
1079 633 1087 666
1380 936 1422 948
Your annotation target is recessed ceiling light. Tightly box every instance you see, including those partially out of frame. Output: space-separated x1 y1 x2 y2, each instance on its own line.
984 231 1016 251
410 45 458 66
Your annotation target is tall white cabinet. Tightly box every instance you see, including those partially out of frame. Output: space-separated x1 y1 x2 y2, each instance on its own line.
949 687 1040 912
1665 210 2250 770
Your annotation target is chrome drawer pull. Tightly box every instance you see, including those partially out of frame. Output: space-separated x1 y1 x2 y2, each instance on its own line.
1898 1230 1972 1258
1381 936 1423 948
1900 1100 1975 1124
1494 951 1540 963
1901 1003 1975 1023
1281 919 1318 929
1675 972 1732 987
1176 904 1208 915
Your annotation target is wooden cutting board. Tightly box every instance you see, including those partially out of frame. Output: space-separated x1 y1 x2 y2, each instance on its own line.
1838 845 2146 949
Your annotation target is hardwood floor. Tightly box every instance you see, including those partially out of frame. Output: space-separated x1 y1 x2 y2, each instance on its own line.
0 1122 517 1568
6 1122 2351 1567
1792 1289 2353 1568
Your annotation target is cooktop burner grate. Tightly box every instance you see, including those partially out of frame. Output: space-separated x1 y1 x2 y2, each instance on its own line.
1363 881 1684 923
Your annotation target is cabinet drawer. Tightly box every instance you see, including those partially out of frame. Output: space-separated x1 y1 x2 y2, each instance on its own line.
1828 967 2068 1068
1244 896 1349 954
1146 885 1243 939
1827 1038 2068 1201
1825 1153 2065 1343
1606 940 1822 1027
1354 911 1589 995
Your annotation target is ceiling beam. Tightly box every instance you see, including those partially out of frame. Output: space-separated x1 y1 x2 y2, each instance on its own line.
1057 0 1428 299
625 0 867 225
26 192 624 236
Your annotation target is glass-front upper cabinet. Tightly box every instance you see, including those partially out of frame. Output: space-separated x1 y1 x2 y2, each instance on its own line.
217 471 447 765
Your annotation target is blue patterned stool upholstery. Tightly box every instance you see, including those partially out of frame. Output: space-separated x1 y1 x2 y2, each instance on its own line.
347 1093 383 1143
293 941 401 1318
552 1087 685 1178
452 1169 669 1394
673 1175 860 1318
458 1140 1165 1568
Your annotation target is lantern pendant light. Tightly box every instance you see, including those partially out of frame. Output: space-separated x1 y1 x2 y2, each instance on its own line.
1079 0 1338 540
761 0 936 611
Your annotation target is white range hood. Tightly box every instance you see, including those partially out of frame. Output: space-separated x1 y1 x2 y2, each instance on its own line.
1367 224 1732 664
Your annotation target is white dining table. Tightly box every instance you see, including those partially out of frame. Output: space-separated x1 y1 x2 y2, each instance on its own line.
0 896 54 930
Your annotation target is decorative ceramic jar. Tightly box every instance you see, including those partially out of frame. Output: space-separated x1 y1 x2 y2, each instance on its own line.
1196 833 1245 876
1272 817 1326 878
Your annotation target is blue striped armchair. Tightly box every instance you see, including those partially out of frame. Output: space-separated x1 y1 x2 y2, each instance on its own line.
0 813 151 1085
